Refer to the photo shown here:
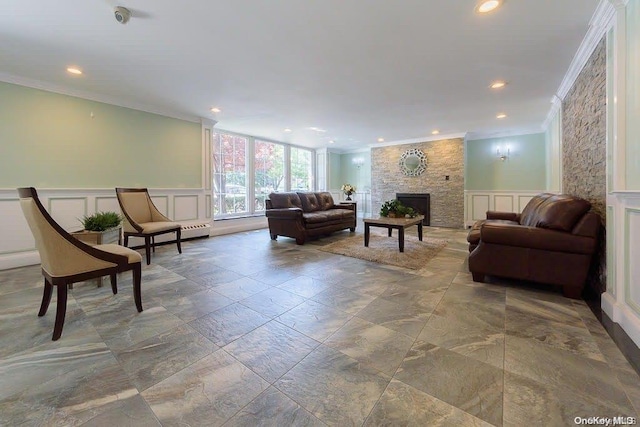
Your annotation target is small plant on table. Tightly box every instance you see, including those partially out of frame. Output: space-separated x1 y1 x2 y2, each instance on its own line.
380 199 417 218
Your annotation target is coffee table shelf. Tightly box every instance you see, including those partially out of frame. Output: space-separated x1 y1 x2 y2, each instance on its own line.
363 215 424 252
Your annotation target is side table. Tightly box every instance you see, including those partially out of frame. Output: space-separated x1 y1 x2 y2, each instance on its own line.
339 201 357 216
71 226 122 287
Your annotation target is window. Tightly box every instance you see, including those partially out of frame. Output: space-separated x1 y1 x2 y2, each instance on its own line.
213 133 248 217
254 140 285 211
290 147 313 191
212 132 314 219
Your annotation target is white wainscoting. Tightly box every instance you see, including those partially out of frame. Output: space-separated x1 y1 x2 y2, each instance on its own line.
464 190 543 227
602 191 640 347
0 188 211 271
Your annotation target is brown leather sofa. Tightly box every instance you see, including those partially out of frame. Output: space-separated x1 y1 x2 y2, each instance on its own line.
467 193 601 299
266 192 356 244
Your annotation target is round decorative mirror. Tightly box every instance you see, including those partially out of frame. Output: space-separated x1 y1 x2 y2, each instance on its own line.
399 149 427 176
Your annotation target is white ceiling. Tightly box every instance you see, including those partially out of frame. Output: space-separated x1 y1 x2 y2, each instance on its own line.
0 0 600 150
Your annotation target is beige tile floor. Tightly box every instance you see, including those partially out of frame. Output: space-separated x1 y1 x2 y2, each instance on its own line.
0 225 638 426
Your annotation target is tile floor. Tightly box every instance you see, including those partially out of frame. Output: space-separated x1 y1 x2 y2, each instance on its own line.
0 225 638 426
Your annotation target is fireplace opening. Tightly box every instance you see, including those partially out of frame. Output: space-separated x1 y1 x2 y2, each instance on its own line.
396 193 430 225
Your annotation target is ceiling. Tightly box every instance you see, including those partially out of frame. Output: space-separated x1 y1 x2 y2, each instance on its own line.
0 0 601 150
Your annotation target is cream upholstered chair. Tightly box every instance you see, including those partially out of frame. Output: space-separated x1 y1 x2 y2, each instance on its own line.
116 188 182 265
17 187 143 341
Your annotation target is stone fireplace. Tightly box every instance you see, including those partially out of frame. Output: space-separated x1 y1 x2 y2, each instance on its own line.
396 193 430 225
371 137 464 228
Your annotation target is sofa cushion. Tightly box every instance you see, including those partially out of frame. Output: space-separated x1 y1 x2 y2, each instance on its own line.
298 192 321 212
315 192 335 211
303 210 346 224
534 195 592 232
519 193 554 227
269 192 302 209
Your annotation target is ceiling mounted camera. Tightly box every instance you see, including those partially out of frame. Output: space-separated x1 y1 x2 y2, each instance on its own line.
114 6 131 24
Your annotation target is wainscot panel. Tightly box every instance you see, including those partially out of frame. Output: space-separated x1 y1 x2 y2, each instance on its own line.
602 192 640 348
0 188 211 270
464 190 545 227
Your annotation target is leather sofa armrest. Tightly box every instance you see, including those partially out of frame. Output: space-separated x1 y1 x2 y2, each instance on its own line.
486 211 519 221
480 223 596 255
334 203 355 211
265 207 304 219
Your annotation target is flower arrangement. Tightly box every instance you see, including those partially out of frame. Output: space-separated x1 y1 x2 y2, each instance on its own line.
341 184 356 200
379 199 417 218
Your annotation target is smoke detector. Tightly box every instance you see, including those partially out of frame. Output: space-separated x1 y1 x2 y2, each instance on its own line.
114 6 131 24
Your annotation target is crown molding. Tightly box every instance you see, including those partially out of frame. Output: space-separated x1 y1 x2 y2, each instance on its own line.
0 72 202 124
200 118 218 127
555 0 615 101
466 126 544 141
368 132 466 148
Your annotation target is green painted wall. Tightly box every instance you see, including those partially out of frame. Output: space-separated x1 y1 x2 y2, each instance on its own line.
340 151 371 192
328 152 342 190
0 82 202 188
465 133 546 191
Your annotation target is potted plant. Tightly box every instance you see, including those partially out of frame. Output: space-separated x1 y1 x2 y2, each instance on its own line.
73 211 123 245
380 199 417 218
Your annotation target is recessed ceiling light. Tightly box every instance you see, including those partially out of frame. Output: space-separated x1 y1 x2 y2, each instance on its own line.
66 67 82 75
431 130 440 135
308 127 327 133
490 81 507 89
496 113 507 119
283 128 292 133
210 107 221 113
329 140 335 144
377 137 384 142
475 0 502 14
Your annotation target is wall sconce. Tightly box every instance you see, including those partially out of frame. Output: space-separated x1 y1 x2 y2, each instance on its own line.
496 146 510 161
352 157 365 168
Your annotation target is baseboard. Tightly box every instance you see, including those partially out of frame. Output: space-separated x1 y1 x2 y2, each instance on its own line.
211 216 268 236
0 251 40 271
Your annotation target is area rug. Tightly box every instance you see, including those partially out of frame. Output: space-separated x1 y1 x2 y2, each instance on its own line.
318 233 448 270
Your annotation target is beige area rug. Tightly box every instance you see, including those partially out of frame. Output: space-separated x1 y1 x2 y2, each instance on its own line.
318 233 448 270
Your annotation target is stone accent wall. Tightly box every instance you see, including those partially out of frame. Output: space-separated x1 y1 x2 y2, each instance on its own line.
562 37 606 293
371 138 464 228
562 38 607 218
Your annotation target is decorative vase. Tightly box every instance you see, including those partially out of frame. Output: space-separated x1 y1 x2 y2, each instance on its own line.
388 212 397 218
346 193 352 201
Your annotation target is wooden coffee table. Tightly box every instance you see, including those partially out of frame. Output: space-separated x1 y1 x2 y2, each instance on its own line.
363 215 424 252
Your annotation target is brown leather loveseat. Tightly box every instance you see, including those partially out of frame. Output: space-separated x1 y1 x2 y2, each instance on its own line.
467 193 601 299
266 192 356 244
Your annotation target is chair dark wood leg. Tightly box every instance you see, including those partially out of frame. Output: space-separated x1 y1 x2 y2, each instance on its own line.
132 263 143 312
152 236 155 253
110 274 118 294
270 234 277 240
52 282 68 341
176 229 182 254
145 236 151 265
38 278 53 316
124 235 129 247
